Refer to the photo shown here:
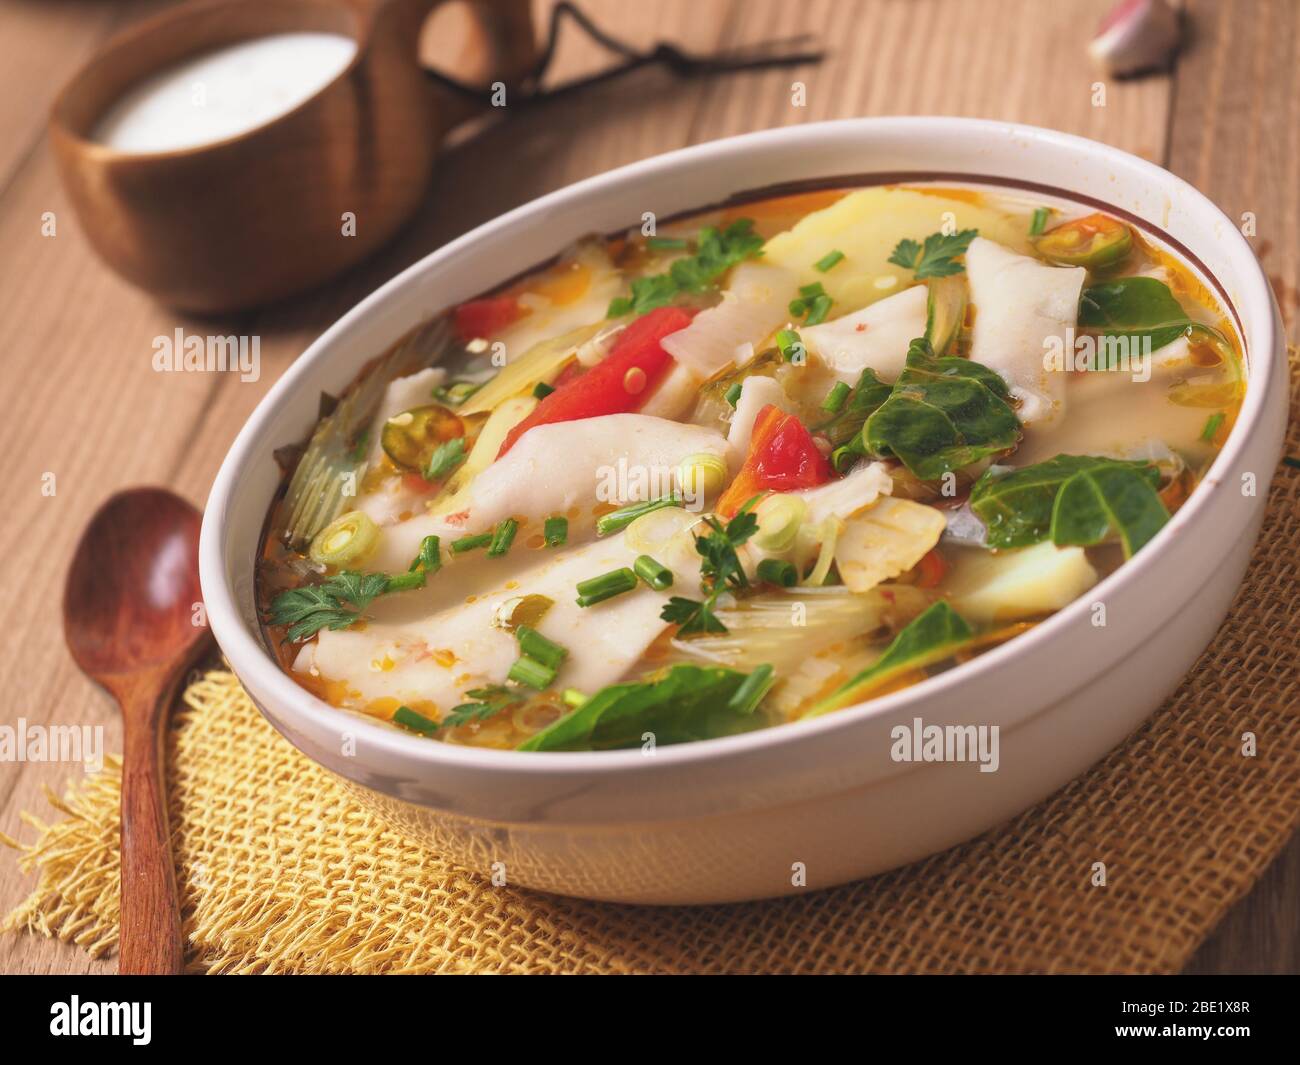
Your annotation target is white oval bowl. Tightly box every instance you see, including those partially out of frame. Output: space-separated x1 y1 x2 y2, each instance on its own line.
201 117 1286 904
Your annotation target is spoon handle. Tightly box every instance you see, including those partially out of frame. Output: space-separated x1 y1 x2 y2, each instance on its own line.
117 674 184 975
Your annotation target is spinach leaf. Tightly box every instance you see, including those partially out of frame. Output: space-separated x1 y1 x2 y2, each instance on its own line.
856 337 1021 479
1051 462 1169 557
1078 276 1191 352
808 602 974 718
517 664 764 752
970 453 1167 557
816 366 893 447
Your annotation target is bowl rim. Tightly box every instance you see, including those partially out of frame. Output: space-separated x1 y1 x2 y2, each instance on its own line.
200 115 1281 778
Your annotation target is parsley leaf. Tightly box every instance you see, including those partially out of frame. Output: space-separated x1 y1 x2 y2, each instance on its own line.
269 571 391 642
888 229 978 279
608 219 765 318
660 595 727 636
440 685 523 729
659 495 763 636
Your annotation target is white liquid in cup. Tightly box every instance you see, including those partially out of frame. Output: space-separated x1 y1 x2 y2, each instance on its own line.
93 32 357 153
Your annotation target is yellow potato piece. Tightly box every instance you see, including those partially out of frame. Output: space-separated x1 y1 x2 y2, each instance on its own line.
763 187 1033 315
945 540 1099 623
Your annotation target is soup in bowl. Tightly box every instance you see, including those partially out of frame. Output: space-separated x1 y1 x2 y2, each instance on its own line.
201 119 1286 902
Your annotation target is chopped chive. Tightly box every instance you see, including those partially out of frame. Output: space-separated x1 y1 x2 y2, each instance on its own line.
804 293 833 326
1029 207 1051 236
1200 412 1225 443
728 664 775 714
409 534 442 574
385 568 427 593
516 625 567 670
788 297 808 317
647 236 688 251
724 381 744 408
820 381 851 413
814 249 845 272
543 515 568 547
633 554 674 591
532 381 555 399
562 687 587 708
799 281 826 299
393 705 438 735
1284 456 1300 470
451 531 493 554
487 518 518 557
575 567 639 607
424 437 466 480
776 328 804 363
756 558 798 587
508 655 557 691
596 496 682 537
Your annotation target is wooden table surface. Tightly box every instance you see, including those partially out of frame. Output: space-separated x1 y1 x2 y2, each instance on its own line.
1 0 1296 975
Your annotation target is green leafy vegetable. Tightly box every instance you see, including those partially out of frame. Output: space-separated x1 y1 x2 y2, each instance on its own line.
659 497 761 635
1078 276 1192 352
269 571 391 642
607 219 765 318
518 664 765 751
817 366 893 450
441 685 523 729
853 337 1020 479
970 453 1168 556
807 602 974 717
887 229 978 279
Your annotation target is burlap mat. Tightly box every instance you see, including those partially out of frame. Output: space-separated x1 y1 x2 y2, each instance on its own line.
5 356 1298 974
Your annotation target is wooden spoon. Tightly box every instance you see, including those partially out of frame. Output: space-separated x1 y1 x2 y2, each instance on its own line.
63 487 211 974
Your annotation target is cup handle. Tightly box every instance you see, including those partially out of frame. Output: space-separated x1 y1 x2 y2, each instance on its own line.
370 0 539 129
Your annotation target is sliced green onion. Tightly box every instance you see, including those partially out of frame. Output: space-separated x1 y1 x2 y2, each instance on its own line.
543 515 568 547
451 531 493 554
814 249 845 272
424 437 466 480
384 568 426 593
788 297 807 317
754 494 807 552
799 281 826 299
677 453 727 501
633 554 674 591
820 381 851 413
756 558 798 587
1200 411 1225 443
532 381 555 400
393 705 438 735
487 518 518 557
309 510 379 567
776 328 804 363
647 236 688 250
562 687 588 708
1029 206 1051 236
409 534 442 574
729 665 775 714
508 655 557 691
724 381 744 408
596 496 682 537
804 293 833 326
575 567 639 607
515 625 567 670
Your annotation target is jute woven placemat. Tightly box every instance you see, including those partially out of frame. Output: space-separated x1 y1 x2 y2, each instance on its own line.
5 358 1298 974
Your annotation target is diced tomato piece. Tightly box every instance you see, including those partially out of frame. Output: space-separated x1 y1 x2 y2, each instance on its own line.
499 305 694 456
913 548 947 589
717 404 833 516
453 295 527 343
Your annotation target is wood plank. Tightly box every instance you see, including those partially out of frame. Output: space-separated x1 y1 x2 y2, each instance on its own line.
1166 0 1300 974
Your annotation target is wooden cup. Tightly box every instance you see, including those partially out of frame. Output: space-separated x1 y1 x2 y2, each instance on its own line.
49 0 537 313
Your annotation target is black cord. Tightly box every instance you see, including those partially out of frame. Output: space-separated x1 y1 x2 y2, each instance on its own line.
425 1 825 107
